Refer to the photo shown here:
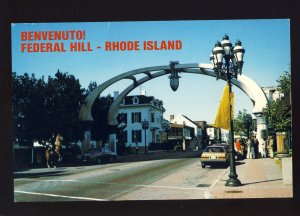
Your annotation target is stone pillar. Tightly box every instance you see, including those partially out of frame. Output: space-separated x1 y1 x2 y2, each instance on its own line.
81 122 92 155
83 130 91 154
182 139 186 151
108 125 118 155
255 113 268 155
109 134 117 152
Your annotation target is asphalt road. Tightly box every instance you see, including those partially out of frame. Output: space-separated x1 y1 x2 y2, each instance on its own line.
14 151 228 201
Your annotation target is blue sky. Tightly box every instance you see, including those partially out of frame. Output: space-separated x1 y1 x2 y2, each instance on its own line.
11 19 290 123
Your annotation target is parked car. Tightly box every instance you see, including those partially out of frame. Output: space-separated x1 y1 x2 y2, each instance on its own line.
200 145 229 168
81 146 117 164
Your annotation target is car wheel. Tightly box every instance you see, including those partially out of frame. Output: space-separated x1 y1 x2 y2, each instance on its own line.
97 157 101 164
201 163 205 168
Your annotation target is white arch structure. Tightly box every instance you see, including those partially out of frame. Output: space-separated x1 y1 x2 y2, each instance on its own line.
79 63 268 154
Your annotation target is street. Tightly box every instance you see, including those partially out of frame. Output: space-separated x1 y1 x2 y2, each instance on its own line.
14 151 228 201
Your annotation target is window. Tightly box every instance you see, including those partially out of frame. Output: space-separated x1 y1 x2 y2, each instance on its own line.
131 112 141 123
132 130 142 142
120 99 125 105
132 96 139 104
151 113 155 122
117 113 127 124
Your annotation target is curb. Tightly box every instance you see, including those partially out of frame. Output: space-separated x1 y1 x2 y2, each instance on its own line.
204 166 230 199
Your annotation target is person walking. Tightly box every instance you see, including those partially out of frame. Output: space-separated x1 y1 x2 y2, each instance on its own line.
241 139 246 159
235 139 242 153
246 138 251 159
261 138 267 158
250 138 256 159
267 135 274 158
254 138 259 158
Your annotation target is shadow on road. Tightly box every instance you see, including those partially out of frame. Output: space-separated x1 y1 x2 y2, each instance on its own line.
14 170 70 179
117 151 201 163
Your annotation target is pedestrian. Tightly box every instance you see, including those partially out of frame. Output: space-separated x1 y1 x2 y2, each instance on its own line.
267 135 274 158
250 138 255 159
261 138 267 158
246 139 251 159
241 138 246 159
235 139 242 153
254 138 259 158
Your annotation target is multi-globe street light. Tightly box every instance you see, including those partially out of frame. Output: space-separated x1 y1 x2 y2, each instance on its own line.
210 34 245 187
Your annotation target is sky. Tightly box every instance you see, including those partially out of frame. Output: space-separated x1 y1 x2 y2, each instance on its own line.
11 19 291 124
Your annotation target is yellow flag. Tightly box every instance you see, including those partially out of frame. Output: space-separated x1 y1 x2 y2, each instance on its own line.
231 92 234 119
214 84 231 131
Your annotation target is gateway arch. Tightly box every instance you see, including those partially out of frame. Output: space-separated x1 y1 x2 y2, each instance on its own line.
79 62 268 153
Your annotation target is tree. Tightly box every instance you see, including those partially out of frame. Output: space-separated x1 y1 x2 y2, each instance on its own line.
12 70 86 147
233 109 254 137
277 70 291 94
12 72 47 146
45 70 86 144
90 95 113 143
263 70 291 132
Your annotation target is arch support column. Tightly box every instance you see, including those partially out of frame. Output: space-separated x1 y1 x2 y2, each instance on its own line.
254 113 268 155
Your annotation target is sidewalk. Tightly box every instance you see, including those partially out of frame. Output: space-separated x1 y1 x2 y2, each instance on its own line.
209 158 293 199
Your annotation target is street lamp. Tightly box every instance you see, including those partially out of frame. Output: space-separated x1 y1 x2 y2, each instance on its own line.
243 114 252 138
141 119 149 154
211 34 245 187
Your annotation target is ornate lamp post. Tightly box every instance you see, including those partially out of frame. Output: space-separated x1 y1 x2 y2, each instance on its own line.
141 119 149 154
244 114 252 138
211 34 245 187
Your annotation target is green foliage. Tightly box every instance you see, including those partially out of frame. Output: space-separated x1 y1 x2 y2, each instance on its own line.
277 70 291 94
91 95 113 142
12 70 85 146
263 100 291 132
263 70 291 132
233 109 254 137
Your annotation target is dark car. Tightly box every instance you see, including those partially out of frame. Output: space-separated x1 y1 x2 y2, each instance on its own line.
81 146 117 164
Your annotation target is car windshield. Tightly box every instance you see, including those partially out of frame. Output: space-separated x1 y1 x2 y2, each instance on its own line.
204 147 225 153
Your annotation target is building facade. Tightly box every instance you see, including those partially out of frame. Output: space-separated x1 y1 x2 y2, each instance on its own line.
168 123 195 151
170 114 202 138
169 114 208 150
117 95 165 153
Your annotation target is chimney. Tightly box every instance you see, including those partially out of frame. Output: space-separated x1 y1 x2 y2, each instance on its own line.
141 90 146 96
114 91 119 99
170 115 174 122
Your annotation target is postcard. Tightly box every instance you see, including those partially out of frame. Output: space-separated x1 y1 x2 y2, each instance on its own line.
11 19 292 202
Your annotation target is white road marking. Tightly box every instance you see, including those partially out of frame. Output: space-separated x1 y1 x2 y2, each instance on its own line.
204 190 212 199
14 190 108 201
15 179 77 182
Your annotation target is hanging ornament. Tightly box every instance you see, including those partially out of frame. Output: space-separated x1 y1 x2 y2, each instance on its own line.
168 61 181 92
